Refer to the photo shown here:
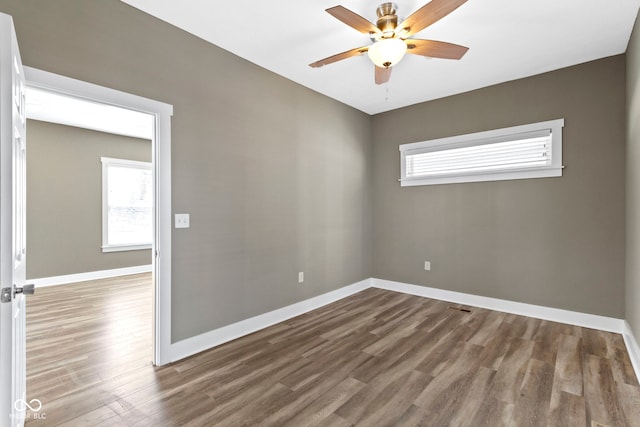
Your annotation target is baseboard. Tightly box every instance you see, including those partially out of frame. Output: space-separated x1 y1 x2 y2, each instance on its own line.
623 321 640 381
167 276 638 382
29 264 153 287
372 278 625 334
169 278 372 363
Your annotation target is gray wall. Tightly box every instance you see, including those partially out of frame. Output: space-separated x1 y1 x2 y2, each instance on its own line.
26 120 152 279
372 56 626 318
1 0 630 345
627 15 640 343
0 0 372 342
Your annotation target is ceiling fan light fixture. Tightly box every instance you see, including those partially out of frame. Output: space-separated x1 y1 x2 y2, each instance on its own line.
367 38 407 68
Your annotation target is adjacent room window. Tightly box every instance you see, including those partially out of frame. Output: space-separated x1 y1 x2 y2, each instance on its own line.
102 157 152 252
399 119 564 186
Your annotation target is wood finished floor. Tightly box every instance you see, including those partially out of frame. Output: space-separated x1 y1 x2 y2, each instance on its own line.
26 274 640 426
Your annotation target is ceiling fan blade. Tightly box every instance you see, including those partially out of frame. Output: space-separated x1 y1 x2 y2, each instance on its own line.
326 6 381 36
398 0 468 37
374 66 392 85
309 46 369 68
406 39 468 60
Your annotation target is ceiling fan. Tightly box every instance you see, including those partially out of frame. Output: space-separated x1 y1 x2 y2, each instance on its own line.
309 0 469 84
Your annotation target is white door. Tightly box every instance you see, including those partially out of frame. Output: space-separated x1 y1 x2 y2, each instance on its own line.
0 12 30 427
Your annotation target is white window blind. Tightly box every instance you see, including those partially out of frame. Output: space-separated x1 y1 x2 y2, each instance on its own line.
400 119 564 186
102 157 152 252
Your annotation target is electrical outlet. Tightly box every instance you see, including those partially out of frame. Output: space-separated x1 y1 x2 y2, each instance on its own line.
424 261 431 271
298 272 304 283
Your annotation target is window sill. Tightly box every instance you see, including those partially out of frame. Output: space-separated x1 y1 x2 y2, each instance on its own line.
102 244 152 253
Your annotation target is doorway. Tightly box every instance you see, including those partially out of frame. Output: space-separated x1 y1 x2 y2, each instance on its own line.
24 89 155 409
23 67 173 366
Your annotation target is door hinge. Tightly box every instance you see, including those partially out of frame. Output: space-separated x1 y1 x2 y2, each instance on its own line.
1 287 11 303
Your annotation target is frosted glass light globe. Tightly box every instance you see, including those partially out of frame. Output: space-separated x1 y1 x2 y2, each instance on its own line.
368 38 407 68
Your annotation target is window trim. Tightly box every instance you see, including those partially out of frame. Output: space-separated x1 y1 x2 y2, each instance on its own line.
101 156 153 252
399 119 565 187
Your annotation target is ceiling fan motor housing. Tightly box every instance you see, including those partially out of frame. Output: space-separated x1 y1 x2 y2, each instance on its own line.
376 2 399 37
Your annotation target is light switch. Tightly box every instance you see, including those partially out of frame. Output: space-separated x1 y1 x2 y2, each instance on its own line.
175 214 190 229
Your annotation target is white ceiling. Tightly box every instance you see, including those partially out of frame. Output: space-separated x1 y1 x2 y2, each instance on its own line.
120 0 640 115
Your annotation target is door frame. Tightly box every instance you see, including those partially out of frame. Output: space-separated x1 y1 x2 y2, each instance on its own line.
24 67 173 365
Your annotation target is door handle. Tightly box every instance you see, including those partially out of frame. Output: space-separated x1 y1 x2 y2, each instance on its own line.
1 287 10 303
15 284 35 296
0 284 35 303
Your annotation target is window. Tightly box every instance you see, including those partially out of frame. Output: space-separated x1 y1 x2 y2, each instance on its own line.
102 157 152 252
399 119 564 186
